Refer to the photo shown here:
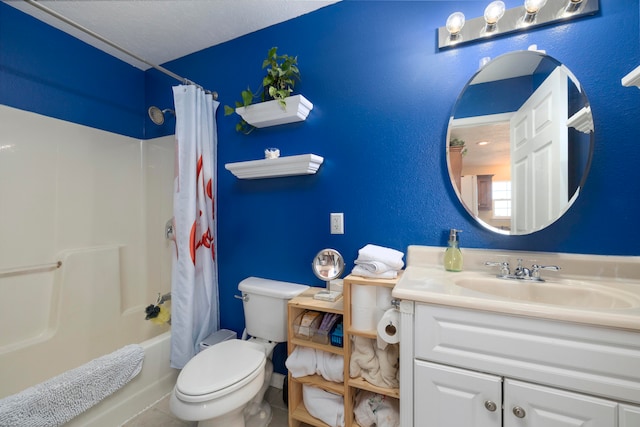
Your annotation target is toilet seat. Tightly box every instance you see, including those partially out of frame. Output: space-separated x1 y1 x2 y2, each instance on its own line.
175 339 266 403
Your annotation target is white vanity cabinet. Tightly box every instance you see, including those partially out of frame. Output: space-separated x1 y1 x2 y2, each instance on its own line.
414 360 502 426
415 360 618 427
620 403 640 427
399 303 640 427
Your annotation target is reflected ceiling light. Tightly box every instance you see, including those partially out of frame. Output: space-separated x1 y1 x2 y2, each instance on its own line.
564 0 584 14
446 12 466 41
484 1 505 32
477 141 490 146
523 0 547 24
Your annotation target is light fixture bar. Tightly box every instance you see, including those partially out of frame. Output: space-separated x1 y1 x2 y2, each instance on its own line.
438 0 599 49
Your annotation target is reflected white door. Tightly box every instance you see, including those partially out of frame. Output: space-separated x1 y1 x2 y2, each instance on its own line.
510 67 568 233
461 175 478 216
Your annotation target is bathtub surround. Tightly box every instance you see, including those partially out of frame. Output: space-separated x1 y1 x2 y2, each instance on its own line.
0 106 176 424
170 85 220 369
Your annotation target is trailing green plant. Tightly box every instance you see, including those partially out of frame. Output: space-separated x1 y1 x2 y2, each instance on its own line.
224 47 301 133
449 137 467 156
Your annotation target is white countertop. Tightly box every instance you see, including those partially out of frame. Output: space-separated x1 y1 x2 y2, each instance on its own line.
392 246 640 331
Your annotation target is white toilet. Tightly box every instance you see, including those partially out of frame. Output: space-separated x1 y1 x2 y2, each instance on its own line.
170 277 309 427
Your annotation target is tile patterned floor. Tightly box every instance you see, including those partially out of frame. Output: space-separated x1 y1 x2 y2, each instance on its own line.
122 386 288 427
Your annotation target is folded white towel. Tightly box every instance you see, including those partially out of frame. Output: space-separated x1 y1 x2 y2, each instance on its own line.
357 244 404 270
0 344 144 427
352 265 398 279
354 260 395 273
303 385 345 427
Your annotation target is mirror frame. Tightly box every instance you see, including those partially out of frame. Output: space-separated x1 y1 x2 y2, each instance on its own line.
312 248 345 282
447 50 594 235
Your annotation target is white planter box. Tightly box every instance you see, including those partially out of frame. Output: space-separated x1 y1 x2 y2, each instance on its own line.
235 95 313 128
225 154 324 179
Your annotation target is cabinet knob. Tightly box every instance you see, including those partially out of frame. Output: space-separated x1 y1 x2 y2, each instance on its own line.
512 406 526 418
484 400 497 412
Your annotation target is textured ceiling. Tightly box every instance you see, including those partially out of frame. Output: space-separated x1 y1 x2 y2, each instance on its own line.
4 0 340 70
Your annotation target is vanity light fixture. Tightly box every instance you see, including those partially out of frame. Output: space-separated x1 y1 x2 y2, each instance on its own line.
523 0 548 24
438 0 599 49
564 0 584 14
483 1 505 33
445 11 466 42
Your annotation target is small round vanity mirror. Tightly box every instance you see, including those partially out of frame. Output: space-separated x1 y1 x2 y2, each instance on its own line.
447 50 594 235
312 248 345 283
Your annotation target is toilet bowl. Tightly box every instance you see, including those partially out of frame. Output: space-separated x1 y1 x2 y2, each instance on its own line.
170 277 309 427
170 339 267 427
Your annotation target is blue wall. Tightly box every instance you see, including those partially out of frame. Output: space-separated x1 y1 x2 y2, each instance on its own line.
2 1 640 338
0 3 145 138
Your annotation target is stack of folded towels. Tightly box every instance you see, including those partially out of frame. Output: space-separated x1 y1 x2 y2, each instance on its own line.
352 244 404 279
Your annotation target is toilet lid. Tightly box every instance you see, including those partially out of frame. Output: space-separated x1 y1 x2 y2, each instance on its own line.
176 339 265 399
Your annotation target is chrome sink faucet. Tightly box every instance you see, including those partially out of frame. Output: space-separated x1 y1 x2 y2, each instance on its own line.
485 258 560 282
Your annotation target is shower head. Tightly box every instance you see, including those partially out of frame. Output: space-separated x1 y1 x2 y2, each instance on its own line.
148 106 175 125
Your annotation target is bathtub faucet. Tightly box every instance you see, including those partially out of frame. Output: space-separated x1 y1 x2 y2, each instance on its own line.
157 292 171 305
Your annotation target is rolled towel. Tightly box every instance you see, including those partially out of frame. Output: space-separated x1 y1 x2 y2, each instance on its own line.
316 350 344 383
357 244 404 270
352 265 398 279
285 346 317 378
302 385 345 427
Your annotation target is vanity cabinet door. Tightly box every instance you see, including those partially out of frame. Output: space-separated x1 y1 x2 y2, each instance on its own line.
414 360 502 427
620 403 640 427
504 379 617 427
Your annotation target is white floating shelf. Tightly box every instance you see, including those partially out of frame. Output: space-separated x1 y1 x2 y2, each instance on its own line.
225 154 324 179
622 65 640 89
235 94 313 128
567 106 593 134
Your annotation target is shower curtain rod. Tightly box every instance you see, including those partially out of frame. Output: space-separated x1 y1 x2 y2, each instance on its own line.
22 0 219 100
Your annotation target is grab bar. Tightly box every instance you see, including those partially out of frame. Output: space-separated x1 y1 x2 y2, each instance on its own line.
0 261 62 278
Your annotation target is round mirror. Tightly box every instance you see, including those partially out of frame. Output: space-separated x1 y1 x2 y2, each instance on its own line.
447 50 593 235
312 248 345 282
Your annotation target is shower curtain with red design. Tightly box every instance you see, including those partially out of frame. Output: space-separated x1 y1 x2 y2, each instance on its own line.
170 85 219 369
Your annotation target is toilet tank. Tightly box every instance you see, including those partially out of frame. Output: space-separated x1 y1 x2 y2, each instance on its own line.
238 277 309 343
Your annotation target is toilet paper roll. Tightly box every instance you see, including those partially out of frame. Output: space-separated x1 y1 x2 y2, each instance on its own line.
377 308 400 346
351 284 377 308
352 306 377 331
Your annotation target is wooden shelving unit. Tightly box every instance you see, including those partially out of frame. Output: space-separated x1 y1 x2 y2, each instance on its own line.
343 275 400 427
288 287 345 427
287 275 400 427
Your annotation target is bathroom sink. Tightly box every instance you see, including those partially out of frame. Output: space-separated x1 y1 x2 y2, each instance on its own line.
392 246 640 331
452 276 637 309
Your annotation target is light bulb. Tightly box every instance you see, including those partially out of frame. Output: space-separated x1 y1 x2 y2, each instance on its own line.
484 1 506 25
565 0 584 14
446 12 465 35
524 0 548 13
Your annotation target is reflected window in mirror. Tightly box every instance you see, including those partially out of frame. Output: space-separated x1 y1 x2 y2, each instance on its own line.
447 50 594 236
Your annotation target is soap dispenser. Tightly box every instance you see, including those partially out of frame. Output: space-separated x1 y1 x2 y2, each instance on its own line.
444 229 463 272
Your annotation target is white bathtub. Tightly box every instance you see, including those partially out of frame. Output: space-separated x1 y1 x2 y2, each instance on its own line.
66 331 178 427
0 246 177 425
